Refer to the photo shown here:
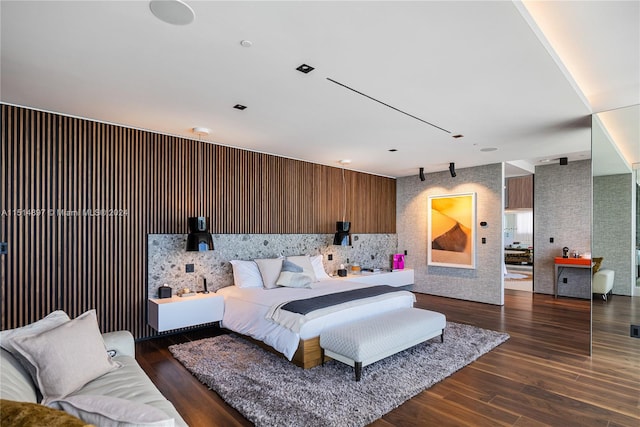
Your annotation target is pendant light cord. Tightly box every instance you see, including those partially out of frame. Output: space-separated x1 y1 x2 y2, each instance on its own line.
199 138 203 214
342 167 346 222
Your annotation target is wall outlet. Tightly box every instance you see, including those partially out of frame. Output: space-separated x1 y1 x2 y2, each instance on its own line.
0 242 7 255
481 237 486 244
185 264 195 273
631 324 640 338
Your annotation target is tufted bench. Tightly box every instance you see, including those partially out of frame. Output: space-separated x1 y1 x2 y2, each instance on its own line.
320 307 446 381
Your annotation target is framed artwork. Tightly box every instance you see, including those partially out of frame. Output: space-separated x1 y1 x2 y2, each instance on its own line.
427 192 476 269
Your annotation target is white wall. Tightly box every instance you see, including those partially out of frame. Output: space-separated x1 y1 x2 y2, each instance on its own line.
396 163 504 305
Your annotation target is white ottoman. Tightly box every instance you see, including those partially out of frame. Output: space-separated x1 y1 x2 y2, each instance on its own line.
320 307 446 381
593 269 615 301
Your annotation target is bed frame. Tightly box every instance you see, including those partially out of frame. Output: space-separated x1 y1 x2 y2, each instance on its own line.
241 334 325 369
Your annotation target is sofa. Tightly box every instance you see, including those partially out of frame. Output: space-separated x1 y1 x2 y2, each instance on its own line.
0 310 187 426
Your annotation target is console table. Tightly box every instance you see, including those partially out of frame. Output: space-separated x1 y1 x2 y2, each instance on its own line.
554 257 593 299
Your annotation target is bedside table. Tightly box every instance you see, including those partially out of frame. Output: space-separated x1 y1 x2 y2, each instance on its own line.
337 269 414 287
148 293 224 332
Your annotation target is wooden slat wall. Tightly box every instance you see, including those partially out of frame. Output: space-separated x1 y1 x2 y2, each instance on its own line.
0 104 396 337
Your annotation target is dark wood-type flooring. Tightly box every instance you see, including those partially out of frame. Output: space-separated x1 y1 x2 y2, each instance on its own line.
136 290 640 426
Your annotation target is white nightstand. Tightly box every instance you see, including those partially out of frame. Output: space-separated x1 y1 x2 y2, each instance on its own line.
338 269 414 287
148 293 224 332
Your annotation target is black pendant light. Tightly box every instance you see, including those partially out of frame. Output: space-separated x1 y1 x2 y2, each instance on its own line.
186 216 214 251
333 161 352 246
333 221 352 246
186 128 214 251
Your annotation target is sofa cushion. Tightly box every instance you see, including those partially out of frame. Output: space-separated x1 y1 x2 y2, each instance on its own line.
11 310 121 403
72 356 187 427
0 349 38 403
0 399 92 427
48 395 174 427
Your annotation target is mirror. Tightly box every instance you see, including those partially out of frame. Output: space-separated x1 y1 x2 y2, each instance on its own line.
591 104 639 355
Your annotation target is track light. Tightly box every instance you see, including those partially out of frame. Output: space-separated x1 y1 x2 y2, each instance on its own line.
449 162 456 177
419 167 425 181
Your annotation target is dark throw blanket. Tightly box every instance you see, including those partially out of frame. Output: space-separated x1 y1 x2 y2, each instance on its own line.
280 285 401 315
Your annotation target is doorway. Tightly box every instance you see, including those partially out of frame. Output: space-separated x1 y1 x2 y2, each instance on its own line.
503 172 534 292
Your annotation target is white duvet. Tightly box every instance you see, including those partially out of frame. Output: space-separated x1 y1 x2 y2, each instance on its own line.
217 279 415 360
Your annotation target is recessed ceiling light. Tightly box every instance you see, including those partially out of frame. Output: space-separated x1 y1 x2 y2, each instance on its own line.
540 159 551 163
338 159 352 165
240 40 253 48
480 147 498 152
388 149 398 152
149 0 195 26
233 104 247 110
192 127 210 136
296 64 315 74
452 134 464 139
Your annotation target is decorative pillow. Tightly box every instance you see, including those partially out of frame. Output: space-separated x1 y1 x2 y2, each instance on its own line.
285 255 318 282
276 260 314 288
11 310 121 403
0 399 92 427
310 254 331 280
254 257 284 289
47 395 174 427
229 260 263 288
0 310 70 354
592 257 604 274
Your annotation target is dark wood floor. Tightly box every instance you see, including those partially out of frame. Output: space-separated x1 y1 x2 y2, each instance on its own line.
136 290 640 427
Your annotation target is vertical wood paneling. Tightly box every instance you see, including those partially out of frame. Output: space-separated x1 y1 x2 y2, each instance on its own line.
1 104 396 337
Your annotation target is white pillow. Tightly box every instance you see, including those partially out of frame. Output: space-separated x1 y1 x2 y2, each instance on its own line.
310 255 331 280
276 259 313 288
229 260 263 288
254 257 284 289
286 255 317 282
0 310 70 354
48 395 175 427
11 309 121 402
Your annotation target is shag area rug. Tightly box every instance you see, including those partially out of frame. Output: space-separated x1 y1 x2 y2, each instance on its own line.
169 322 509 427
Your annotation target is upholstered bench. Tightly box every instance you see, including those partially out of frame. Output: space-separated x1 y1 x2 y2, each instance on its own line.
319 307 446 381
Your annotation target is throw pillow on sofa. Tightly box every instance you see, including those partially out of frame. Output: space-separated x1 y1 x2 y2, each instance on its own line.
0 399 93 427
11 310 121 403
0 310 70 354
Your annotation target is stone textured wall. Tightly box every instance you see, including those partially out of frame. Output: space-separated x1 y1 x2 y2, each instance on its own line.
396 163 504 305
593 173 634 295
534 160 592 295
148 233 397 297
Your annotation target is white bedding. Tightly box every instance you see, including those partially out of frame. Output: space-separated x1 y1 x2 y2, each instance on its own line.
217 279 415 360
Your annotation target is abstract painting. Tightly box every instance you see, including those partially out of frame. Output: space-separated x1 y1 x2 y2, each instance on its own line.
428 192 476 269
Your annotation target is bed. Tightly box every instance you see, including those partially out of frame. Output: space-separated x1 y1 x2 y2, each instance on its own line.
217 276 415 369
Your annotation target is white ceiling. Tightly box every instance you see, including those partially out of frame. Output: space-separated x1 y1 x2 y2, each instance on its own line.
1 1 638 178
